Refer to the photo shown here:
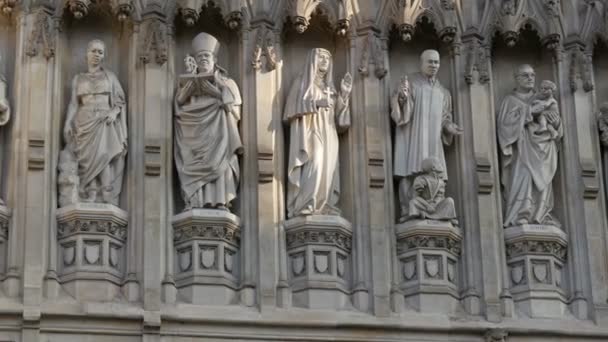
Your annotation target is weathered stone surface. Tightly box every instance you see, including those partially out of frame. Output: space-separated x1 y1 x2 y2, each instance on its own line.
0 1 608 341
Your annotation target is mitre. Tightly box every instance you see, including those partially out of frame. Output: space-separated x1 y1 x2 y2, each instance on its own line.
192 32 220 55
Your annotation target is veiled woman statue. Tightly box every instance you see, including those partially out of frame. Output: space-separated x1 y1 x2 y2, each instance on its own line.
174 32 243 211
284 48 352 218
497 64 562 227
62 39 127 206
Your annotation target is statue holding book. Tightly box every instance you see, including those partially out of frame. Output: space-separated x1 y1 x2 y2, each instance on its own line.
174 32 243 211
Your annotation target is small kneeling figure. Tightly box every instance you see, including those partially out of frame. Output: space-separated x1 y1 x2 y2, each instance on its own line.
408 157 457 223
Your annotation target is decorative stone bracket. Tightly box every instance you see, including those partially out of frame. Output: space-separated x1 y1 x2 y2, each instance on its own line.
395 219 462 313
504 224 568 318
56 203 128 302
284 215 352 310
172 208 241 305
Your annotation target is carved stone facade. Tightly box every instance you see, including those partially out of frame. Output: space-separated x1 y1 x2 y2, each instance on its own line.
2 0 608 341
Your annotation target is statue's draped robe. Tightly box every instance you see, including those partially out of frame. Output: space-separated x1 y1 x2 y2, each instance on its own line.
497 92 562 227
0 76 10 125
68 70 127 202
391 72 453 214
284 50 350 218
174 70 243 208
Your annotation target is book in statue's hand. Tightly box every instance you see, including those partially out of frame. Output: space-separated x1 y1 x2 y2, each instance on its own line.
178 72 214 92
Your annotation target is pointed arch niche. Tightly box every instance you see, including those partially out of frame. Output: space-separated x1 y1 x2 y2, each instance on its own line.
281 7 355 310
170 3 245 306
53 2 135 303
387 12 466 314
491 24 572 318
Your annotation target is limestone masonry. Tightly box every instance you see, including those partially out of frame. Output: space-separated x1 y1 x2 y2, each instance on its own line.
1 0 608 341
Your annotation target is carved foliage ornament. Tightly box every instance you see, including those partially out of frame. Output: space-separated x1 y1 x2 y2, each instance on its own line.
358 32 386 79
139 19 168 65
397 235 462 256
569 48 594 92
286 229 353 252
251 26 279 72
464 39 489 85
0 0 17 14
26 9 56 59
485 329 508 342
394 0 458 44
506 240 567 261
173 224 241 246
57 219 127 241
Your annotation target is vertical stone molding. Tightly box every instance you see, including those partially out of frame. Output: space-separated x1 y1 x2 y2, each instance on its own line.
56 203 128 301
172 209 241 305
284 215 352 309
504 224 568 317
395 220 462 313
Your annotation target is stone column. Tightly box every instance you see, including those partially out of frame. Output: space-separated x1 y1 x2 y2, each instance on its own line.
461 33 512 320
444 35 483 315
557 40 605 319
136 3 174 315
3 4 60 338
352 28 391 315
244 21 283 309
547 41 590 319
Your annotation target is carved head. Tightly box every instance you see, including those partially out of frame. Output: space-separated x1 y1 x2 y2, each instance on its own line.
485 329 508 342
86 39 106 68
316 49 331 74
420 49 440 78
514 64 536 92
421 157 444 174
192 32 220 74
538 80 557 99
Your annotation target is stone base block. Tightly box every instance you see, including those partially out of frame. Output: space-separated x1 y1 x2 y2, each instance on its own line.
179 283 238 305
292 287 350 310
56 203 128 301
285 215 352 310
61 278 122 302
505 224 568 318
395 220 462 313
0 205 10 274
172 209 241 306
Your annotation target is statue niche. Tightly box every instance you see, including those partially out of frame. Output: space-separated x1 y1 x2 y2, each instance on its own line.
59 39 127 207
283 48 352 218
174 32 243 212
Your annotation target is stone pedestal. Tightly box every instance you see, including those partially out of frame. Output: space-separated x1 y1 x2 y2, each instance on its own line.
172 209 241 305
395 220 462 313
0 204 10 274
284 215 352 310
504 224 568 318
56 203 128 302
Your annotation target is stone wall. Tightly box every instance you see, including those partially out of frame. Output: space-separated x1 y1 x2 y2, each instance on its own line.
0 0 607 341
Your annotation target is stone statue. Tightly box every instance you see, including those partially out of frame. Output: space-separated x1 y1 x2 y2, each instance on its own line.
391 49 462 223
530 80 559 134
597 101 608 146
0 61 10 205
497 64 562 227
61 39 127 206
284 48 352 218
174 32 243 211
407 157 457 223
